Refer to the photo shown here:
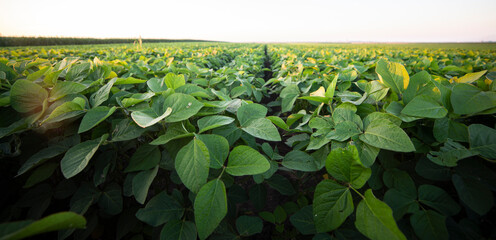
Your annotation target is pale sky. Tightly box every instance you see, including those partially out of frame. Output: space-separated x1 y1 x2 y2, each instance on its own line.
1 0 495 42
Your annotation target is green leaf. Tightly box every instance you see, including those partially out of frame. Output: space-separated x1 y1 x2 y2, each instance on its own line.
375 59 409 95
236 216 263 236
313 180 353 232
196 134 229 169
132 166 159 204
427 139 478 167
60 134 107 179
355 189 406 240
150 122 194 145
282 150 322 172
23 163 58 188
266 174 296 196
111 118 146 142
114 77 147 85
197 115 235 133
326 121 362 142
164 93 204 122
280 84 300 112
124 144 161 172
418 185 460 216
363 112 401 129
49 81 87 102
0 212 86 240
160 220 197 240
383 189 418 220
410 210 448 240
456 70 487 84
451 83 496 115
290 205 316 235
78 106 116 133
194 179 227 240
226 145 270 176
237 103 267 126
241 118 281 141
469 124 496 159
175 138 210 193
136 191 184 227
131 107 172 128
89 78 116 108
17 135 80 176
452 174 493 215
97 183 123 215
10 79 48 113
401 94 447 119
164 73 185 90
147 77 168 92
41 101 85 124
325 145 371 188
359 119 415 152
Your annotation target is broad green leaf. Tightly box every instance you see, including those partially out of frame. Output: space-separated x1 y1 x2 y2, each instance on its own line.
150 122 194 145
403 70 431 104
266 174 296 196
97 183 123 215
78 106 116 133
17 135 80 176
469 124 496 159
23 163 58 188
121 92 155 108
383 169 417 198
136 191 184 227
164 73 185 90
42 101 85 124
49 81 87 102
111 118 146 142
313 180 353 232
325 75 338 104
280 84 300 112
160 220 197 240
237 103 267 126
124 144 161 172
383 189 418 220
114 77 147 85
282 150 321 172
376 59 409 95
427 139 478 167
164 93 204 122
147 77 168 92
196 134 229 169
131 107 172 128
175 138 210 192
194 179 227 240
0 212 86 240
363 112 401 129
236 216 263 236
456 70 487 84
89 78 116 108
354 140 380 167
401 94 447 119
359 119 415 152
451 83 496 114
326 121 362 142
418 184 460 216
355 189 406 240
61 134 107 179
410 210 448 240
241 118 281 141
290 205 316 235
226 145 270 176
452 174 493 215
10 79 48 113
132 166 159 204
197 115 234 133
325 145 371 188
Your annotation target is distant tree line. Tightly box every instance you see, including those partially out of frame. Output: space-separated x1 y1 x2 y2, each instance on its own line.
0 37 214 47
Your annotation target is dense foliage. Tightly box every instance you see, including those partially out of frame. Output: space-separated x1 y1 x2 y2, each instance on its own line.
0 43 495 240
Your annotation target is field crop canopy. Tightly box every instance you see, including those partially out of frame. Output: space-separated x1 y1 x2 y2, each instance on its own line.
0 42 496 240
